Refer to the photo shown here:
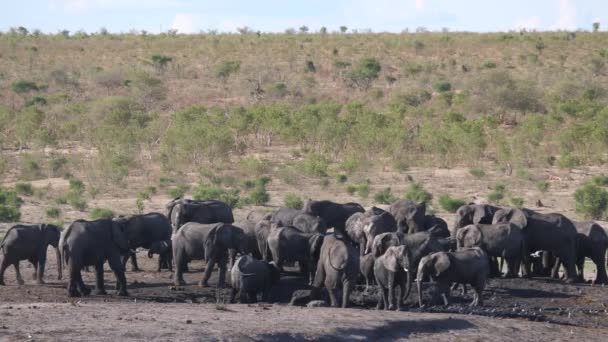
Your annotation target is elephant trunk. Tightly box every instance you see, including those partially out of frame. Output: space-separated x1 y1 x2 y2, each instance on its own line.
416 269 425 308
55 246 62 280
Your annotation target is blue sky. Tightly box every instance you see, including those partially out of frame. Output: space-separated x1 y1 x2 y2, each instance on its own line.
1 0 606 33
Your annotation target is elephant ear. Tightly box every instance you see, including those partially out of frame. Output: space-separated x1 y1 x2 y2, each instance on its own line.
111 221 130 252
495 208 527 229
204 224 221 261
372 233 390 258
457 225 482 248
383 247 399 273
434 253 451 277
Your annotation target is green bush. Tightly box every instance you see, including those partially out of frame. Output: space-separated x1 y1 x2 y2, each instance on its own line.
349 57 381 89
193 183 242 208
536 180 550 193
469 168 486 179
20 155 42 180
89 187 100 199
0 206 20 222
246 184 270 206
135 198 145 213
168 184 189 198
336 174 348 184
592 175 608 186
15 183 33 196
303 154 329 177
89 208 115 220
574 182 608 219
67 191 87 211
69 178 85 194
434 81 452 93
268 82 288 98
374 188 397 205
482 60 497 69
11 80 39 94
46 207 61 218
356 182 370 199
239 156 270 176
216 61 241 79
346 184 357 195
510 197 525 208
49 156 68 177
488 184 506 203
438 194 466 213
284 193 303 209
0 187 22 222
405 183 432 203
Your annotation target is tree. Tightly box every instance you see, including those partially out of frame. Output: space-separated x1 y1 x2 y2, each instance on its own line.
340 26 348 33
151 54 172 73
349 58 381 90
320 26 327 34
299 25 309 34
593 22 600 32
237 26 250 35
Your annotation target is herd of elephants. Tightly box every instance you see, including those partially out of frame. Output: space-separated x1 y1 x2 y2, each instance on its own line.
1 196 607 310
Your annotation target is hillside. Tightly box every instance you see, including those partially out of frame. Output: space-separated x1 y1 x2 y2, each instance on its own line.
1 30 608 224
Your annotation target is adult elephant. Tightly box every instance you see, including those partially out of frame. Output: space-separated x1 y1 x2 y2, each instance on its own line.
345 209 397 255
166 198 234 234
254 220 275 261
270 207 327 235
456 223 524 278
235 220 263 260
310 234 359 308
453 204 501 233
61 219 130 297
267 226 324 284
0 224 62 285
114 213 172 272
493 208 578 283
172 222 248 287
389 200 449 237
303 200 364 234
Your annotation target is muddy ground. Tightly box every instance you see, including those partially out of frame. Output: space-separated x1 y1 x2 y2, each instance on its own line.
0 249 607 341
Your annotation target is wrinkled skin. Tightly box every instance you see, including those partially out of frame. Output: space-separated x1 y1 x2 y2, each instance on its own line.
230 255 281 303
267 226 324 284
114 213 172 272
269 207 328 235
424 215 450 238
374 245 413 311
172 222 248 287
493 208 578 283
166 198 234 234
246 210 273 223
235 220 263 260
456 223 524 278
254 220 275 261
0 224 62 285
552 222 608 284
417 248 490 307
346 209 397 256
389 200 426 234
62 219 130 297
147 240 173 272
311 234 360 308
452 204 501 235
360 253 375 291
303 200 364 234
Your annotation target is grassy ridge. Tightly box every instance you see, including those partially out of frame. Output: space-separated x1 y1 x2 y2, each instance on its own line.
1 30 608 187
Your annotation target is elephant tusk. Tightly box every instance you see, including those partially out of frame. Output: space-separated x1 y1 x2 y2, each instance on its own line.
530 251 542 258
403 267 409 272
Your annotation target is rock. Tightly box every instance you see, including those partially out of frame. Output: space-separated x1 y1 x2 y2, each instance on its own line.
307 300 327 308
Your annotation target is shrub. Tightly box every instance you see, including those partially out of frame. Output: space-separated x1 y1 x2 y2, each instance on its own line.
20 155 42 180
49 156 68 177
405 183 432 203
469 168 485 179
536 180 550 193
356 182 370 199
349 57 381 89
69 178 85 194
135 198 145 213
0 206 20 222
284 193 303 209
434 81 452 93
592 175 608 186
151 54 172 72
216 61 241 80
574 182 608 219
0 187 22 222
89 187 100 199
46 207 61 218
488 184 506 203
438 194 466 213
159 176 174 188
268 82 288 98
346 184 357 195
145 186 157 195
239 156 270 176
374 188 397 205
510 197 525 208
15 183 33 196
336 174 348 184
193 183 242 208
168 184 189 198
67 192 87 211
11 80 39 94
557 153 580 169
89 208 115 220
482 60 497 69
303 154 329 177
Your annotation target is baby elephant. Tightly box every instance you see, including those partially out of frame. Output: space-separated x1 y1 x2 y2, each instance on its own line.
417 247 489 307
147 240 173 272
374 245 413 310
230 255 280 303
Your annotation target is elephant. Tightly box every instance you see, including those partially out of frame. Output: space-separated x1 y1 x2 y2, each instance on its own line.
270 207 328 235
254 220 275 261
371 228 445 275
113 212 172 272
310 234 359 308
389 200 449 237
235 220 263 260
493 207 579 283
0 224 62 285
267 226 324 284
552 221 608 284
230 255 281 303
172 222 248 287
456 223 524 278
374 245 413 310
61 219 130 297
424 215 450 238
166 197 234 234
417 247 490 307
345 209 397 256
360 253 375 291
246 209 273 223
453 204 501 234
302 200 364 234
147 240 172 272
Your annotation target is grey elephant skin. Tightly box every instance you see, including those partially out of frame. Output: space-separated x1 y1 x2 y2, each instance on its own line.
172 222 248 287
254 220 275 261
303 200 364 234
147 240 173 271
311 234 359 308
417 247 490 307
374 245 413 310
114 212 172 272
230 255 280 303
453 204 501 233
456 223 524 278
389 200 449 237
61 219 130 297
346 208 397 256
235 219 263 260
269 207 328 235
558 221 608 284
267 226 324 284
166 198 234 233
493 207 579 282
0 224 62 285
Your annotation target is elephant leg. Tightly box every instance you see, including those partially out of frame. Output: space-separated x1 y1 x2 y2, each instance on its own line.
0 256 10 285
14 262 24 285
76 269 90 296
550 257 561 279
576 256 585 282
327 287 339 307
30 258 38 280
166 253 174 272
300 259 310 285
342 279 352 309
68 266 82 297
398 276 407 310
93 262 107 295
229 287 237 303
217 255 228 288
594 250 608 284
173 250 187 286
130 252 140 272
248 290 257 304
108 253 128 296
376 286 385 310
201 258 217 288
387 272 395 310
36 250 47 285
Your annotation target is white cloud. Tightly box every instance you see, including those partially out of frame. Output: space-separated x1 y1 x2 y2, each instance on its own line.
171 13 197 33
414 0 425 12
552 0 577 30
514 16 540 30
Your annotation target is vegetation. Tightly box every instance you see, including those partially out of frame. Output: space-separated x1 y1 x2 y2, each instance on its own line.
438 194 466 213
0 187 22 222
374 187 397 205
536 181 550 193
89 208 115 220
284 193 304 209
405 183 432 203
14 183 33 196
574 182 608 219
488 184 506 203
46 207 61 218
